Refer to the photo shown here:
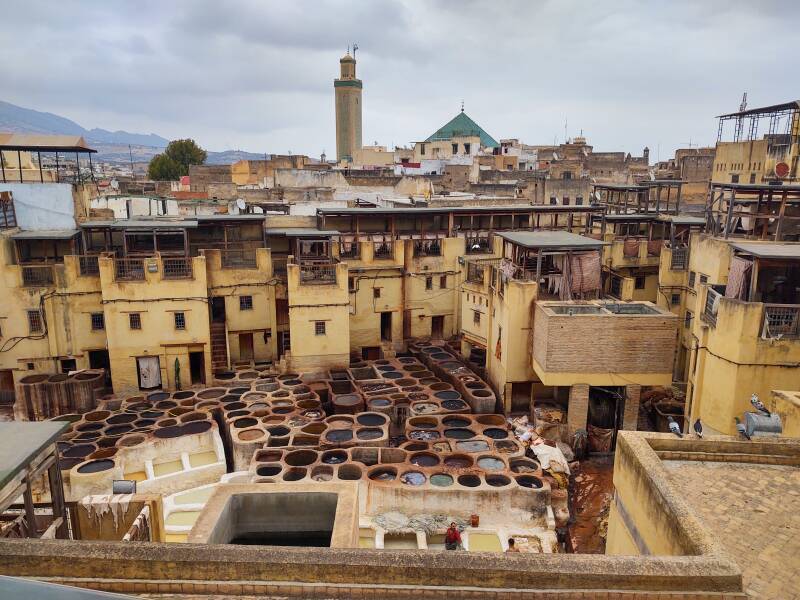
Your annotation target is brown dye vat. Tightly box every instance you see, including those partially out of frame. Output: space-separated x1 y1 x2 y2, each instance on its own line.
154 401 177 410
215 372 236 380
172 391 196 400
457 474 481 487
104 424 133 437
63 444 95 458
75 431 101 441
442 416 470 428
76 422 103 432
255 450 283 462
256 464 282 477
414 371 434 379
291 435 319 447
179 412 205 423
429 382 452 391
96 437 119 449
238 429 265 442
140 410 163 419
311 466 333 482
84 410 110 422
156 418 178 428
90 447 118 460
381 371 402 379
485 474 511 487
278 373 300 381
59 457 83 471
168 407 192 417
368 467 397 482
410 452 439 467
107 413 137 425
154 426 182 439
283 467 307 481
338 465 363 480
516 475 543 489
494 440 518 453
285 450 317 467
444 428 475 440
223 402 246 411
238 371 259 380
301 423 326 435
476 415 505 426
401 386 423 392
356 413 387 427
404 442 429 452
396 378 416 387
182 421 212 435
444 455 473 469
483 428 509 440
197 388 225 399
226 410 249 419
230 387 250 395
356 428 383 441
53 414 82 423
77 459 115 474
117 434 146 448
256 383 280 393
148 392 171 402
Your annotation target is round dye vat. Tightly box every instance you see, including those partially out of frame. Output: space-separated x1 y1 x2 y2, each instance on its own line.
510 459 540 474
141 410 163 419
238 429 264 442
458 474 481 487
147 392 170 402
285 450 317 467
410 453 439 467
283 468 307 482
76 422 103 432
59 457 83 471
256 465 282 477
326 429 353 442
398 357 418 363
64 444 95 458
430 473 454 487
154 426 182 439
409 421 436 429
408 393 429 401
486 475 511 487
215 372 236 380
483 428 508 440
382 371 403 379
409 430 440 441
77 459 114 474
434 390 461 400
411 403 437 414
105 424 134 437
442 417 470 428
75 432 101 441
356 428 383 441
311 467 333 482
321 451 347 464
266 426 289 438
472 390 493 398
197 388 225 400
444 456 472 469
183 421 212 435
516 475 543 489
233 417 258 429
369 468 396 482
400 471 426 486
477 457 505 471
456 440 490 453
172 390 195 400
494 441 517 454
337 465 363 480
441 400 467 411
357 413 387 427
444 428 475 440
376 365 396 372
369 398 391 407
430 352 452 360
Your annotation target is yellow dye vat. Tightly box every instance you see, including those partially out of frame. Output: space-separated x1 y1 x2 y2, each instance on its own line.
468 532 502 552
174 487 215 505
359 536 375 548
165 511 201 527
383 533 418 549
165 533 188 543
188 450 218 468
123 470 147 482
153 459 183 477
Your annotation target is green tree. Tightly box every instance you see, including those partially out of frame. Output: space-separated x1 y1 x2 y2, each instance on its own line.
146 138 207 180
147 153 181 180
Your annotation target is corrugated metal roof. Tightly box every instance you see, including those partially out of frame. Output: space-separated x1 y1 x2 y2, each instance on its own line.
716 100 800 118
498 230 608 250
9 228 79 240
730 242 800 260
0 133 96 152
80 219 198 229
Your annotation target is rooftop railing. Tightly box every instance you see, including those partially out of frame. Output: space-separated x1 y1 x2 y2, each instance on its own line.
115 258 145 282
293 258 338 285
220 248 258 269
373 240 393 259
162 257 193 279
762 304 800 339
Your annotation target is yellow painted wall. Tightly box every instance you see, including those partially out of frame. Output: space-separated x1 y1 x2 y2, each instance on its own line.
769 391 800 437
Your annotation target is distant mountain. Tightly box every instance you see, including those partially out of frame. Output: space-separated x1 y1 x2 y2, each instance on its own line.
0 100 265 165
0 100 169 147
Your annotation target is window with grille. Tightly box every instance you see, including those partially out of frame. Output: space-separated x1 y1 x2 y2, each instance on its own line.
425 276 432 290
174 312 186 330
27 310 42 333
315 321 326 335
91 313 105 330
688 271 696 287
373 288 381 298
440 275 447 289
473 310 481 325
129 313 142 330
239 295 253 310
671 293 681 305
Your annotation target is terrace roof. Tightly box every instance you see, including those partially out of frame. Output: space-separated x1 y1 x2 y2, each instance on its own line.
498 230 607 250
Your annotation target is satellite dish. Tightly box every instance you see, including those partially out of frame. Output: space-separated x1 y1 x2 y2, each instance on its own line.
110 179 119 190
236 198 246 210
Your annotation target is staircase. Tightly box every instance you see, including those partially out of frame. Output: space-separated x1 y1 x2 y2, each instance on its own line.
210 322 229 371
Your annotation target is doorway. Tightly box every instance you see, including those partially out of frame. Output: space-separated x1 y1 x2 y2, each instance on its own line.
136 356 162 390
380 312 392 342
588 386 625 451
210 297 226 323
88 349 112 387
0 369 14 407
189 352 206 385
239 333 254 361
277 331 291 359
361 346 380 361
431 315 444 339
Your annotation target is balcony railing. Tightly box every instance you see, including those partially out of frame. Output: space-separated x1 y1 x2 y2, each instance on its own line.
78 255 100 276
373 241 393 259
670 245 689 270
465 236 491 255
298 260 337 285
21 264 54 287
272 256 288 277
701 286 723 327
762 304 800 339
414 239 442 257
221 248 258 269
162 257 193 279
338 242 360 259
115 258 145 281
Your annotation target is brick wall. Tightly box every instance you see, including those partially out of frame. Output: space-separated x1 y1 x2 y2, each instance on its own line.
568 383 589 432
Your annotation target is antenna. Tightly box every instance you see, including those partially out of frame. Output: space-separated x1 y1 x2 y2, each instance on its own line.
682 138 697 149
460 100 464 112
352 43 358 58
347 44 350 55
564 117 568 143
739 92 748 112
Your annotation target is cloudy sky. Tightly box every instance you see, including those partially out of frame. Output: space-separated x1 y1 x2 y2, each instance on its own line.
2 0 797 159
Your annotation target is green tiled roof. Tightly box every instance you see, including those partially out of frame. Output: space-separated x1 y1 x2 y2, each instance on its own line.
425 111 498 148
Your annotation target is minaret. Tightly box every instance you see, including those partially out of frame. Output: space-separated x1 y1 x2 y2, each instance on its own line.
334 48 362 163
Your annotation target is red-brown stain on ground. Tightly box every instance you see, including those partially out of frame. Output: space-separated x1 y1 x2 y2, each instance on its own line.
568 456 614 554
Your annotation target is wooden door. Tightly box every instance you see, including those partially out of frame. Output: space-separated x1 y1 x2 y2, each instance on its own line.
239 333 254 361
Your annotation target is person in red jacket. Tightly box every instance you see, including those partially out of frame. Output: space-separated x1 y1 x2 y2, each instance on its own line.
445 522 462 550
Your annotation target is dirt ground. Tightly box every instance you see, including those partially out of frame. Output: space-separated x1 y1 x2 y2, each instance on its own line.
568 455 614 554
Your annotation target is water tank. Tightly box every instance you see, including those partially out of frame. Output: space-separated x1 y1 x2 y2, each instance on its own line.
744 411 782 437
